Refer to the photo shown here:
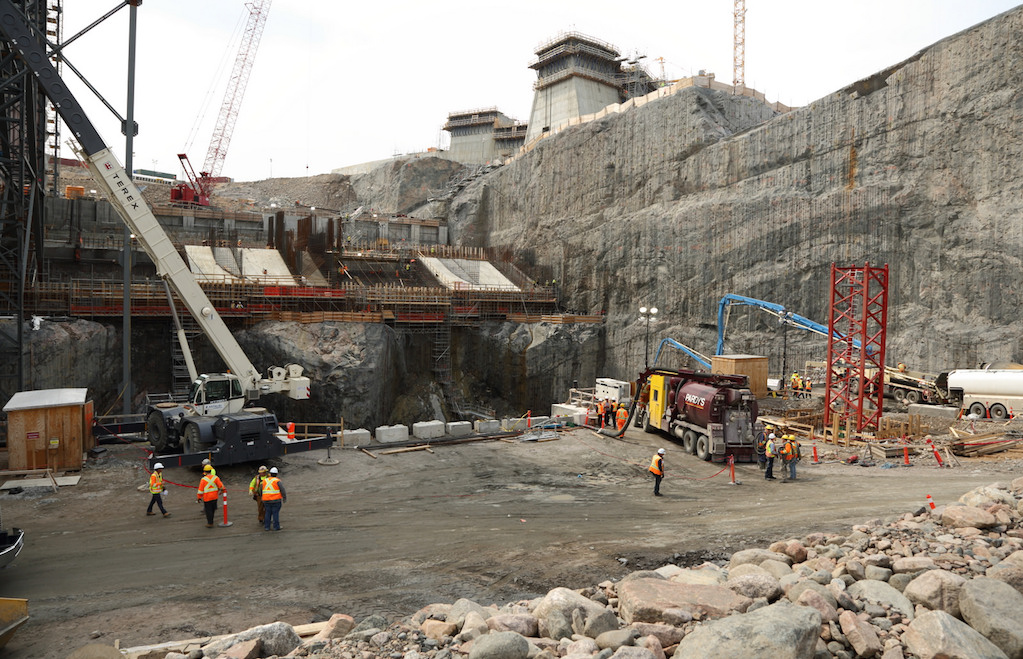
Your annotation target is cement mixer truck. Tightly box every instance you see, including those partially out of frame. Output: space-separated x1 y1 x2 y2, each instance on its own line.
634 367 759 462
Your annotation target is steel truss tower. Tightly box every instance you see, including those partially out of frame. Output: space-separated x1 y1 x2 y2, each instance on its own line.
825 263 889 433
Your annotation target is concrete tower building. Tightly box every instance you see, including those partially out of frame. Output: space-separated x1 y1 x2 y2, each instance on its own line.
444 108 526 164
525 32 625 144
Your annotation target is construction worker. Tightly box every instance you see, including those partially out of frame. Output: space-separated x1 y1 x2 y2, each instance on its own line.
649 449 665 496
146 463 171 518
201 458 216 476
196 465 226 528
261 466 287 531
249 466 269 524
615 403 629 432
594 399 604 427
781 435 800 480
764 431 777 480
605 399 615 427
756 426 771 470
790 372 802 397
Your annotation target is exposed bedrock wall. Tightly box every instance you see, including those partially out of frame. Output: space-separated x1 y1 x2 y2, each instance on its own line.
449 7 1023 379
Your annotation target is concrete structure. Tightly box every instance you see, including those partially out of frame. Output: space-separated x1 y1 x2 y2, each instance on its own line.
419 257 519 291
343 428 372 445
474 419 501 434
551 404 588 426
446 421 472 437
444 108 526 165
344 215 446 248
525 32 630 144
375 424 409 443
412 420 445 440
185 245 240 283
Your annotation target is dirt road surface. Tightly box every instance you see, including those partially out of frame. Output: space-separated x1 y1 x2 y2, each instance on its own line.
1 427 1016 658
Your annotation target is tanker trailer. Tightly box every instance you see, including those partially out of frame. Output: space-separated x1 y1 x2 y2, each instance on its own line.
635 368 758 462
944 369 1023 419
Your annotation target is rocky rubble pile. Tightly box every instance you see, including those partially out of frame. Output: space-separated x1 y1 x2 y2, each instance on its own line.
177 479 1023 659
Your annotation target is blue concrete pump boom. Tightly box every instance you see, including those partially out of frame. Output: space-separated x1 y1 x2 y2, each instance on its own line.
715 294 862 355
651 338 712 369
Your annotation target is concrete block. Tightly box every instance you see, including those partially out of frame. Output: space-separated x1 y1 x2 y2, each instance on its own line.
474 419 501 434
551 404 589 426
908 404 961 419
413 420 445 440
502 418 529 432
527 415 551 428
343 428 371 446
446 421 472 437
376 424 409 443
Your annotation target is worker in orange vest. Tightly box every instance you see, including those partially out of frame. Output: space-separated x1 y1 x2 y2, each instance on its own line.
196 464 226 528
649 448 665 497
146 462 171 518
595 400 605 427
615 403 629 431
261 466 287 531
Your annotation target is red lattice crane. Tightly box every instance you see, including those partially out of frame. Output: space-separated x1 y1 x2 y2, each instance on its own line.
733 0 746 89
171 0 271 206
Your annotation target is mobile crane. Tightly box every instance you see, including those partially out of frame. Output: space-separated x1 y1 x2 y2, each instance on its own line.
0 3 329 467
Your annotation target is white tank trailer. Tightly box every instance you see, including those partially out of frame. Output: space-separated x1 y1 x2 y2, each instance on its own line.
945 369 1023 419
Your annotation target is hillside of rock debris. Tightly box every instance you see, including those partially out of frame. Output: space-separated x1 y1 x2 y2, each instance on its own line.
119 478 1023 659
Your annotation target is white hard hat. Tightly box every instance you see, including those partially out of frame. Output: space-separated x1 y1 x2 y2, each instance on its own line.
153 462 164 470
202 458 211 466
657 448 666 455
269 467 279 474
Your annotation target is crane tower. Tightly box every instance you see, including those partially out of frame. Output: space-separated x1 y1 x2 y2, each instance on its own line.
733 0 746 89
202 0 271 178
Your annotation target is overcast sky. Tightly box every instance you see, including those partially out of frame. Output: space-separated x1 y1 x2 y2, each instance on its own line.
57 1 1020 183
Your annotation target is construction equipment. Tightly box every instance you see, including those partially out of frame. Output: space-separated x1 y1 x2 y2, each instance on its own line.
0 4 327 468
943 369 1023 420
651 337 712 369
173 0 271 205
633 367 758 463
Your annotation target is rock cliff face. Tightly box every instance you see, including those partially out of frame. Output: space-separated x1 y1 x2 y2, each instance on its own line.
448 7 1023 380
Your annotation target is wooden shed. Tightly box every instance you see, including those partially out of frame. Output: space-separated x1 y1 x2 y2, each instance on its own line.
3 389 94 471
712 354 769 399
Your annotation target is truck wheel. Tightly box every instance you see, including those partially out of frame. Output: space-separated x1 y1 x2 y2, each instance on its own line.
182 423 202 454
969 402 987 418
147 410 169 452
891 388 906 402
990 404 1009 420
696 435 711 461
905 390 921 405
642 411 656 434
683 430 697 454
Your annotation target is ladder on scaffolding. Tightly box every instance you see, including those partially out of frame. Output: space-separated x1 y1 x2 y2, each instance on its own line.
432 312 452 385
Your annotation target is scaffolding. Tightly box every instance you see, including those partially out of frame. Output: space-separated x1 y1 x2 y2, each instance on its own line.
825 264 889 433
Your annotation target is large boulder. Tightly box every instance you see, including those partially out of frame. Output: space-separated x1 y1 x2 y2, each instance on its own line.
729 548 792 568
448 598 491 628
617 578 752 624
941 505 998 529
670 568 726 587
988 563 1023 597
672 600 820 658
960 485 1017 508
903 610 1009 659
727 574 782 601
487 613 539 637
959 577 1023 659
847 579 915 620
468 631 530 659
533 587 607 639
838 610 883 658
903 570 967 617
201 622 301 658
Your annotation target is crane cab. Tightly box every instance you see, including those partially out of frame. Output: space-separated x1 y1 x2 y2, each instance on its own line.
189 373 246 416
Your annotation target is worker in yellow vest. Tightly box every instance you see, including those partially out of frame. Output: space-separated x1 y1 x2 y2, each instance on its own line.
615 403 629 432
649 448 665 497
146 463 171 518
790 372 802 397
595 400 605 427
261 466 287 531
780 435 800 480
196 465 226 528
249 465 269 525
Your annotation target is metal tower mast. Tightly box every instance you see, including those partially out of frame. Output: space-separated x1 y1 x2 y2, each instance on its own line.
733 0 746 89
202 0 271 178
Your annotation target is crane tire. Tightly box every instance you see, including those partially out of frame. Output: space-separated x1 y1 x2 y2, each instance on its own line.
147 410 169 452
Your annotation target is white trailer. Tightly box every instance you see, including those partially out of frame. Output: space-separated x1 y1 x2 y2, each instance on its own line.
945 369 1023 419
596 378 632 406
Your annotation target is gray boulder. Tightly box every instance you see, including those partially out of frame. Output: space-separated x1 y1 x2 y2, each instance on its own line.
787 581 838 609
595 628 642 651
577 608 620 639
959 485 1017 508
468 631 531 659
848 579 914 620
729 548 792 568
487 613 539 637
903 569 967 617
988 563 1023 597
959 577 1023 659
448 598 491 628
610 646 657 659
903 610 1008 659
629 622 684 648
201 621 300 658
727 574 782 601
669 568 726 587
838 610 883 658
942 505 997 529
533 587 607 640
672 600 820 658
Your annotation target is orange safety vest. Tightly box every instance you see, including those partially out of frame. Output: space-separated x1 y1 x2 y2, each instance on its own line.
261 476 283 501
782 441 796 461
615 407 629 429
149 471 164 494
649 454 663 476
197 474 224 502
